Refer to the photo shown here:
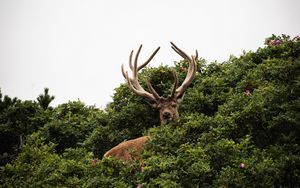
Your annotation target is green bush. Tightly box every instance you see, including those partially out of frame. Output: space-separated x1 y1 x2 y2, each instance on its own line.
0 35 299 187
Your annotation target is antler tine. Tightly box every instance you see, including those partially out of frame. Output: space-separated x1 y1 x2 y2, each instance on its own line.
122 63 138 89
170 42 197 99
128 50 134 71
128 46 160 72
175 57 196 98
185 54 196 77
122 44 161 103
121 64 126 79
124 71 156 101
131 45 160 73
137 47 160 71
146 80 161 100
195 50 198 60
171 71 179 98
170 42 191 61
133 45 143 78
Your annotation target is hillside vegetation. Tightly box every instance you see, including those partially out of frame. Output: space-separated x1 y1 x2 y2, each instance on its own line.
1 35 300 187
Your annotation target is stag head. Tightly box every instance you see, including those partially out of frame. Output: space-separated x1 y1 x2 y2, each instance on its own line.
122 42 198 124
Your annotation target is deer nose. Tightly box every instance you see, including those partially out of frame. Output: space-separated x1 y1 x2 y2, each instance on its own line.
163 112 171 119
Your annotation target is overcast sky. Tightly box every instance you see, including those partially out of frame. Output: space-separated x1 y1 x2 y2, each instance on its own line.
0 0 299 108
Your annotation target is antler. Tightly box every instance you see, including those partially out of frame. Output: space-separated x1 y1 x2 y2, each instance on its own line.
122 43 197 102
121 45 161 102
170 42 198 99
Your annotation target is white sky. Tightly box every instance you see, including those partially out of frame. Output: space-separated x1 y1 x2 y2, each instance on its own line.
0 0 299 108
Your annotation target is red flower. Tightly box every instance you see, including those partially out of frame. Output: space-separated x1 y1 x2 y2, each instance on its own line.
275 39 282 45
245 89 251 96
92 158 98 165
269 40 276 46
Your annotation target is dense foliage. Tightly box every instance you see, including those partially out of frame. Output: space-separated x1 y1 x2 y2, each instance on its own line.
0 35 299 187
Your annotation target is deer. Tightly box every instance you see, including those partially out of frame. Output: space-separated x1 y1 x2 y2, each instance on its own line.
103 42 198 163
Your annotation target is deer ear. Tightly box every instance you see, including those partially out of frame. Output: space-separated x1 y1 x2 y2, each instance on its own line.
144 99 159 108
150 103 159 108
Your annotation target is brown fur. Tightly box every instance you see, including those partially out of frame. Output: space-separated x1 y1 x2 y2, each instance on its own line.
103 136 151 163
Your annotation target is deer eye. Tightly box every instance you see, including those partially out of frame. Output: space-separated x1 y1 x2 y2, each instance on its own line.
171 103 177 108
